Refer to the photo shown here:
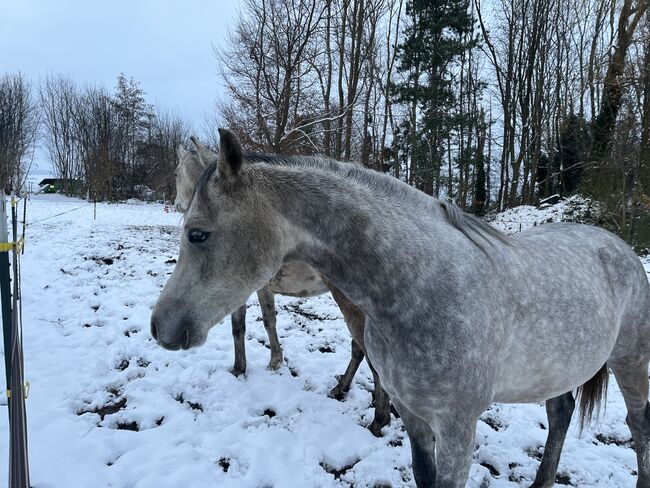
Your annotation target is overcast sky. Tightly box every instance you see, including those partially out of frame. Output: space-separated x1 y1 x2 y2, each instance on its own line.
0 0 240 173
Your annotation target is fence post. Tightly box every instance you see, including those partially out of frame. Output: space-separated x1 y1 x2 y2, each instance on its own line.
1 194 11 403
1 193 30 488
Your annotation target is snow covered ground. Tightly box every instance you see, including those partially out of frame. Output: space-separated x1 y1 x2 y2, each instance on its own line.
0 193 647 487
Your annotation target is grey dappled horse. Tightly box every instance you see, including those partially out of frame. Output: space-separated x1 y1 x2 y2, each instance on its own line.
172 138 390 436
154 129 650 488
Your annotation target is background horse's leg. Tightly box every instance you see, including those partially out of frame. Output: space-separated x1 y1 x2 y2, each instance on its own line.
367 360 391 437
231 304 247 376
393 399 436 487
257 288 283 370
329 338 364 400
326 281 392 435
530 392 575 488
610 359 650 488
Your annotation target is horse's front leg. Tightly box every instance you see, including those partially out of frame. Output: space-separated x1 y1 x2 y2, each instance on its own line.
393 399 436 487
231 304 247 376
430 411 480 488
256 287 283 370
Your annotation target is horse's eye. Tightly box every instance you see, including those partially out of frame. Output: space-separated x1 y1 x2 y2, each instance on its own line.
188 229 210 243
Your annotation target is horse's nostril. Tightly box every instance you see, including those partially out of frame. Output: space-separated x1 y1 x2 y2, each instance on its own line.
151 320 158 340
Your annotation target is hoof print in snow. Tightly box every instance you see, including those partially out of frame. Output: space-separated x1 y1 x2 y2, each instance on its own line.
155 417 164 426
116 359 130 371
77 396 127 421
389 438 402 447
508 473 525 483
164 258 177 264
217 458 230 472
481 414 504 431
319 460 358 481
318 345 335 353
262 408 276 418
524 447 543 461
595 433 633 447
480 461 500 477
115 421 139 432
175 393 204 412
91 305 100 312
283 303 335 321
555 473 573 485
136 358 150 368
124 329 140 337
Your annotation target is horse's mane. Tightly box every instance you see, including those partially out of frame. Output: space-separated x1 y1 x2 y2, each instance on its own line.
194 153 510 251
439 199 511 252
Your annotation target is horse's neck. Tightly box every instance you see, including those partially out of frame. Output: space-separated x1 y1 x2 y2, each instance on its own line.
268 166 448 318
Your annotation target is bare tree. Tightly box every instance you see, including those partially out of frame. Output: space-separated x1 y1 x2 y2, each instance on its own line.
39 75 83 195
0 73 38 193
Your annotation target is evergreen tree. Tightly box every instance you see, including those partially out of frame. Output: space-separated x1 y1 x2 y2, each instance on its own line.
393 0 477 196
112 73 154 196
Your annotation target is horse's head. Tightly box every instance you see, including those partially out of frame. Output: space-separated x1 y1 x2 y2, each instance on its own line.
174 137 215 213
152 129 290 350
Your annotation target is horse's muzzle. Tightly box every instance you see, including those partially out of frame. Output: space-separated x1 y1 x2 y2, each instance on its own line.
150 317 193 351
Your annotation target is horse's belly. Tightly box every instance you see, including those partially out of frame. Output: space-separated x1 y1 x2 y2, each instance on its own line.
266 261 329 297
492 326 618 403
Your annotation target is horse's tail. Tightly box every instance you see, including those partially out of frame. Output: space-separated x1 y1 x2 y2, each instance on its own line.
576 362 609 431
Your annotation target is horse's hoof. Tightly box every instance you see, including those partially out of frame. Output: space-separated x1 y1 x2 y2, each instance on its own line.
368 419 388 437
329 385 347 401
267 355 283 371
231 366 246 377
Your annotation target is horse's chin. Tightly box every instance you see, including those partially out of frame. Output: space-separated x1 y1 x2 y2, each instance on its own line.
184 330 208 350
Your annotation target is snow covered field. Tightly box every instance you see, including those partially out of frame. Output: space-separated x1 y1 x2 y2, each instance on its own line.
0 194 648 487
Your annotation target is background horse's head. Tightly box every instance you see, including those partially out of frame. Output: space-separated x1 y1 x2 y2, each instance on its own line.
152 129 290 350
174 137 216 213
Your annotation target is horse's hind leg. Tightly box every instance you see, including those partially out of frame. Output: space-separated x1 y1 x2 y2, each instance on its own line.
231 304 247 376
329 338 364 400
610 359 650 488
530 392 575 488
367 360 391 437
257 288 283 370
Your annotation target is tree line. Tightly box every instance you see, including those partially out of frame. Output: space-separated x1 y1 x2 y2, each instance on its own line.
0 72 190 201
217 0 650 247
2 0 650 246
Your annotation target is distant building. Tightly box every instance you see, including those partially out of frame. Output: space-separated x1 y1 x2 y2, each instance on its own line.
37 178 83 194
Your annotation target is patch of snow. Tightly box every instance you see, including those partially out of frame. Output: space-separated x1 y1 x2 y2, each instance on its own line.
489 195 599 234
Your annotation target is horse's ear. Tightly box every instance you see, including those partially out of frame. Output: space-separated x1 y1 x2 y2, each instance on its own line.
218 128 243 179
177 144 188 160
189 136 214 168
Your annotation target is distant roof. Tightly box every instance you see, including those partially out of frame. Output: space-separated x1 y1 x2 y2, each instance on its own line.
38 178 80 186
38 178 59 186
